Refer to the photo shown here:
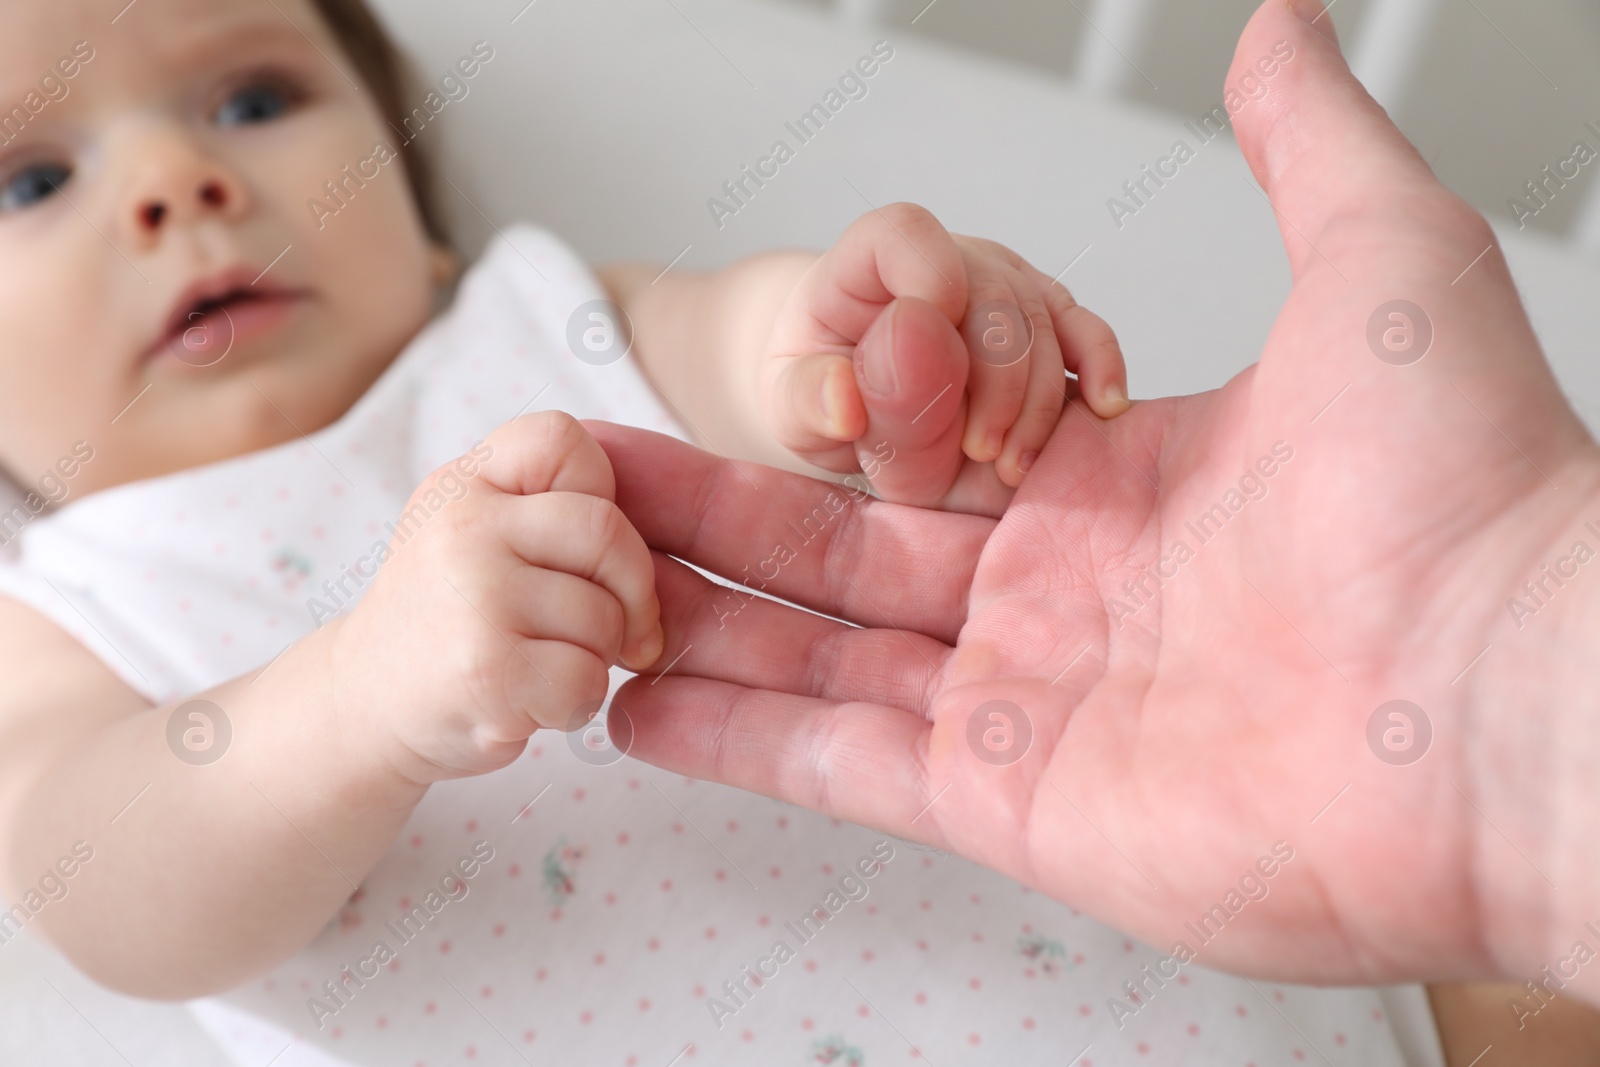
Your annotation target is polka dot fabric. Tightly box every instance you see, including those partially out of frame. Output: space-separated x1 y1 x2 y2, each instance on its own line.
0 228 1420 1066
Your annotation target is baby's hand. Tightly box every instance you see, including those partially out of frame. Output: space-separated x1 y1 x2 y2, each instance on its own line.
760 203 1128 509
330 412 663 786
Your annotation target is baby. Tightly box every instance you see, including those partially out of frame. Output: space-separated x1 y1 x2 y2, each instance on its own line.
0 1 1472 1065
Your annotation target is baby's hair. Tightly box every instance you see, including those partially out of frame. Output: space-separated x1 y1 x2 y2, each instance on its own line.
310 0 449 248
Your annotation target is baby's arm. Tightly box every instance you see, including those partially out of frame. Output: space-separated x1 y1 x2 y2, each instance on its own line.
606 202 1128 510
0 595 424 997
602 249 818 476
0 413 660 997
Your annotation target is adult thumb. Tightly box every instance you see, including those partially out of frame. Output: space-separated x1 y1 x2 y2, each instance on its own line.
1227 0 1481 286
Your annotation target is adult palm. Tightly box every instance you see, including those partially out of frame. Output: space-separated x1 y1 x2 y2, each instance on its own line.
593 1 1599 987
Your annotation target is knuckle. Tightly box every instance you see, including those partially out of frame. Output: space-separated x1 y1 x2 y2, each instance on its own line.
483 419 514 449
1043 279 1082 313
959 234 1023 269
482 416 523 455
1077 322 1125 366
878 201 937 234
1018 294 1052 331
1017 298 1054 354
972 368 1029 408
957 251 1011 296
456 632 509 716
393 479 484 558
486 409 579 460
964 274 1013 306
1093 335 1126 367
440 486 490 538
1023 375 1067 421
526 409 587 453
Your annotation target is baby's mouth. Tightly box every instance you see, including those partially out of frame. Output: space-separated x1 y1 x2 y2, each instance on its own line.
147 282 310 368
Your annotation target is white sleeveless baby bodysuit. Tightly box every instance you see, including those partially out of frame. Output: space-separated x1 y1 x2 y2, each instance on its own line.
0 227 1438 1067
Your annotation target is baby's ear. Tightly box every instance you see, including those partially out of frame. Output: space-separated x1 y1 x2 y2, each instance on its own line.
429 243 460 288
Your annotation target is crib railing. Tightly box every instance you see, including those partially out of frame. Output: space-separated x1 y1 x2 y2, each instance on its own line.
834 0 1600 254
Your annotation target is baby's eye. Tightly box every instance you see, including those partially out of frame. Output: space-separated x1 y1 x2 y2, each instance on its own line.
215 82 295 127
0 162 72 213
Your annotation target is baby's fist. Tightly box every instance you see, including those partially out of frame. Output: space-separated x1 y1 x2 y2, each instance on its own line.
761 203 1128 510
330 412 663 786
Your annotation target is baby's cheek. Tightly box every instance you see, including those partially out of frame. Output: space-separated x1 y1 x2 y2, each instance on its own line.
0 255 117 479
336 215 436 390
262 114 436 406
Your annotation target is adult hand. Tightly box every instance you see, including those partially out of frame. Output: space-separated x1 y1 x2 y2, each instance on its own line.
591 0 1600 995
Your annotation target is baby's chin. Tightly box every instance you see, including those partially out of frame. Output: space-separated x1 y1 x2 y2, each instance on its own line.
89 348 396 494
78 275 431 493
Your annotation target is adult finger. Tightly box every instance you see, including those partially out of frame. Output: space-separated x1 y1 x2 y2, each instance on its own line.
643 553 951 710
1229 0 1478 285
615 674 943 845
586 423 991 640
1230 0 1577 453
851 297 970 506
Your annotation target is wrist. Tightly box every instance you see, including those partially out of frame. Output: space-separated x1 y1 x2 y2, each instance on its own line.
253 614 432 804
708 249 822 469
621 250 819 470
1465 454 1600 1002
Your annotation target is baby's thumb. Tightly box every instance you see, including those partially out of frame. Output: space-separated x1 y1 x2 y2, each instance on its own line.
765 352 866 459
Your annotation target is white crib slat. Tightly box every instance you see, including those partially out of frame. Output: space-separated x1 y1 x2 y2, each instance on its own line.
1576 177 1600 255
1071 0 1162 94
1349 0 1444 110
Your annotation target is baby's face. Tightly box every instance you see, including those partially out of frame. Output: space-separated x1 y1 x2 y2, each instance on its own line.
0 0 437 496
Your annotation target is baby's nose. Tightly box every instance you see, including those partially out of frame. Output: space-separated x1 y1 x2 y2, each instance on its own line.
122 133 249 241
139 178 229 230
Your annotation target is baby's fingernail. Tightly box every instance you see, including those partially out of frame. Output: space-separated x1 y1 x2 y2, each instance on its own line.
819 378 840 435
983 428 1004 457
1101 382 1129 414
820 368 855 438
1019 452 1038 474
638 625 665 667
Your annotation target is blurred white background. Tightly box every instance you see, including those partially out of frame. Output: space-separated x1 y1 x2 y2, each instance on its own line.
780 0 1600 249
